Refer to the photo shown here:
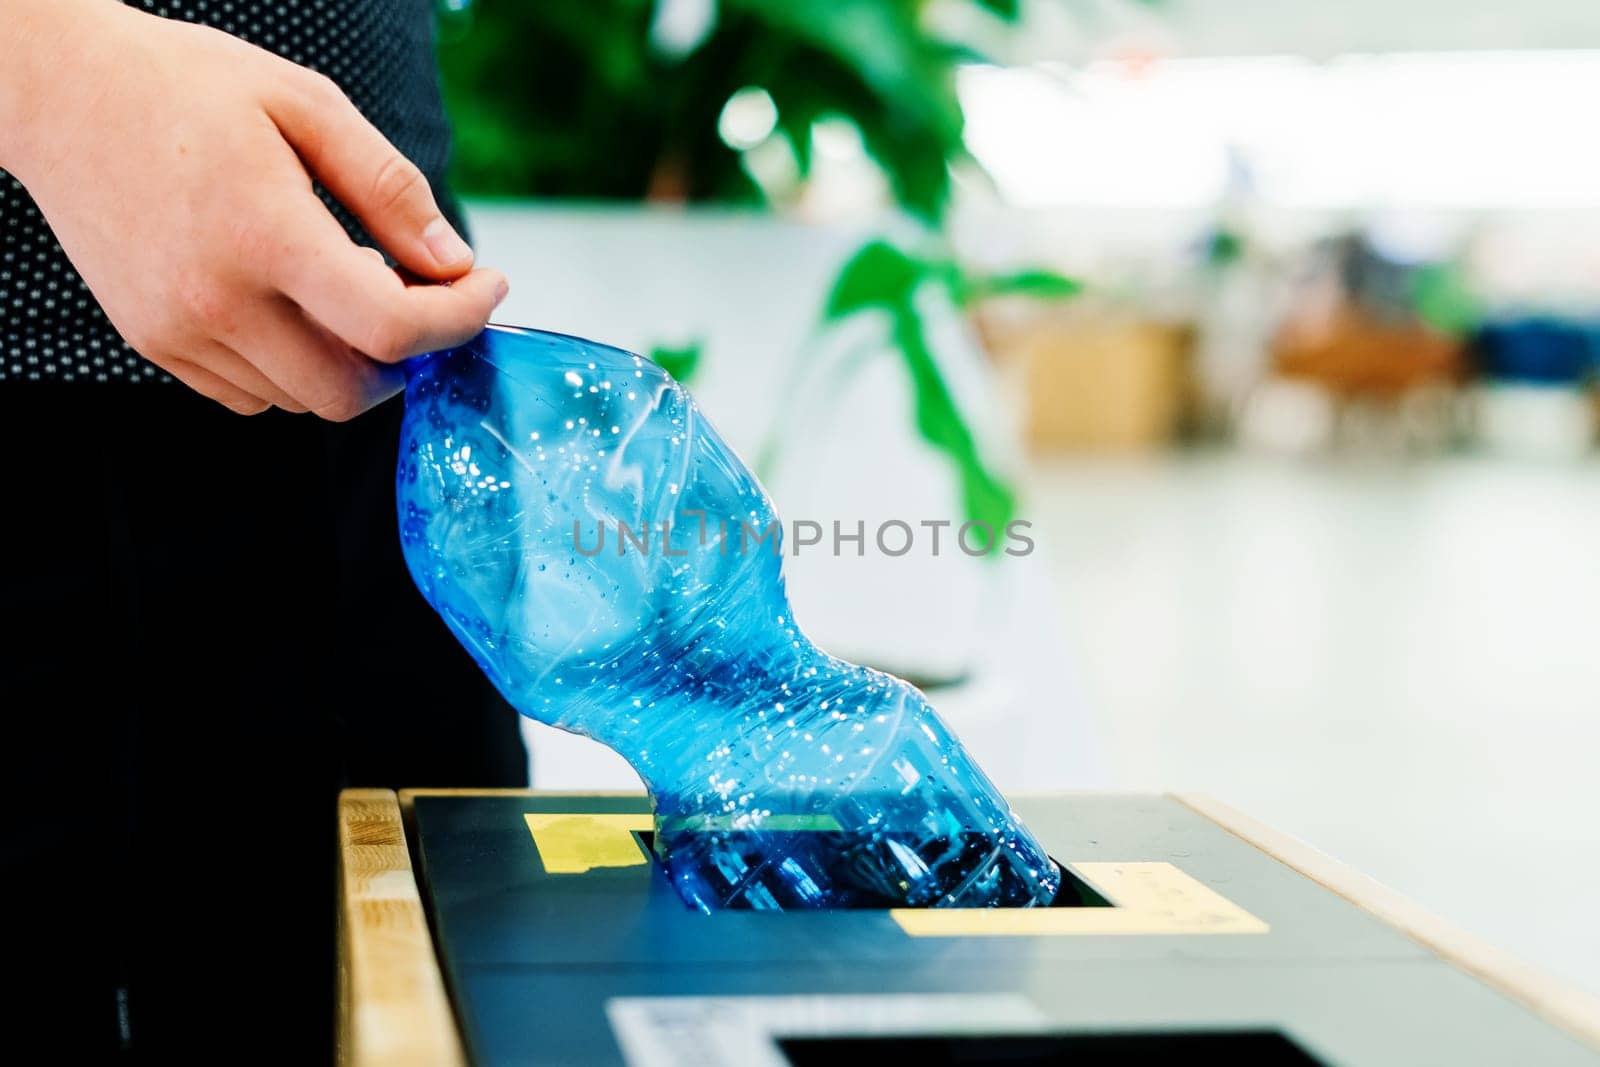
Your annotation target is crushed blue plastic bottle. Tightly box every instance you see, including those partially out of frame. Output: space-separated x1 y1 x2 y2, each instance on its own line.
397 324 1061 911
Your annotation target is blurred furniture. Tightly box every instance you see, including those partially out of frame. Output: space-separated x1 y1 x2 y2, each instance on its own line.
1472 319 1598 459
1241 233 1470 454
1273 305 1464 398
987 307 1194 451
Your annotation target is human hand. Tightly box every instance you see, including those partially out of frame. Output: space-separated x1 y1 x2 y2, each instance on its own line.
0 0 507 417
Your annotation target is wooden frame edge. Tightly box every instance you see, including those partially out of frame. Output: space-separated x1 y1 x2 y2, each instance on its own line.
1175 792 1600 1051
338 788 467 1067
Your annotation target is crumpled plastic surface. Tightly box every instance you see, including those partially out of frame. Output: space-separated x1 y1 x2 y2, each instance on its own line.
398 325 1060 910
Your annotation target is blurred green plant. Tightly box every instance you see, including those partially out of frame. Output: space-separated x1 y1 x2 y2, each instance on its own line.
437 1 1087 533
438 0 1025 221
797 239 1078 535
1412 261 1482 335
647 338 704 382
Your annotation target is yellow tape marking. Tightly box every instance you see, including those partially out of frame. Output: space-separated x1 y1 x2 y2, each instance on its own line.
891 861 1269 937
523 812 653 874
519 816 1269 938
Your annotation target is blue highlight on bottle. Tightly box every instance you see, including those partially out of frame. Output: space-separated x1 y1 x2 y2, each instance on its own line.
397 325 1059 910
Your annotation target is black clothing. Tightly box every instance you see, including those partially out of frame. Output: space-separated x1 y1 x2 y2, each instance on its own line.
0 2 522 1059
4 385 526 1059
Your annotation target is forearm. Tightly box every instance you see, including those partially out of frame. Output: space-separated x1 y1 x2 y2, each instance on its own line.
0 0 124 177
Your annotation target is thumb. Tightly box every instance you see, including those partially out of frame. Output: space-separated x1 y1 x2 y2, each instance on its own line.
267 68 473 280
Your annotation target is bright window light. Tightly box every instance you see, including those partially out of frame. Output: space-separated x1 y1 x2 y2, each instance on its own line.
960 52 1600 209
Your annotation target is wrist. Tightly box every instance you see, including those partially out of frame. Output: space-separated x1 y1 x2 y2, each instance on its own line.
0 0 131 178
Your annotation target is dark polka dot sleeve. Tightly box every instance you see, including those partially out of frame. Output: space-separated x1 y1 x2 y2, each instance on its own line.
0 0 458 383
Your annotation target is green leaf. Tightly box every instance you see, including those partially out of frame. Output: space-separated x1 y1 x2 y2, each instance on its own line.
1412 262 1480 335
730 0 969 221
972 0 1022 20
824 240 926 319
795 238 1023 539
648 340 704 383
889 308 1017 540
957 268 1082 305
1204 228 1245 268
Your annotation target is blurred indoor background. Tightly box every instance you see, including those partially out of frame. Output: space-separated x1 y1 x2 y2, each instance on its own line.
434 0 1600 998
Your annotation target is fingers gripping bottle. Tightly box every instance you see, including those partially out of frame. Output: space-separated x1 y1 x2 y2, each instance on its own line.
397 325 1061 910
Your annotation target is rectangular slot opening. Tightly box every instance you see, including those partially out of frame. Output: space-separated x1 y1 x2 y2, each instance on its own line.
635 831 1110 910
778 1030 1326 1065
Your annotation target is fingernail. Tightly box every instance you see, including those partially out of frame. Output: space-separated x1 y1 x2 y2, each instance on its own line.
423 218 472 267
493 276 509 307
